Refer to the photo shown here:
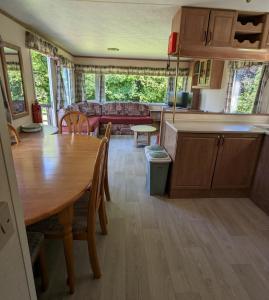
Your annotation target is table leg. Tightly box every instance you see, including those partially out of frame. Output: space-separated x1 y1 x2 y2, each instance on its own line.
58 205 75 294
147 132 151 145
134 131 138 147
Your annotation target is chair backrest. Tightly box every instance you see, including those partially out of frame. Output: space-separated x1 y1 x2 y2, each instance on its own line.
105 122 112 142
104 122 112 167
59 111 90 135
88 137 108 221
7 123 20 145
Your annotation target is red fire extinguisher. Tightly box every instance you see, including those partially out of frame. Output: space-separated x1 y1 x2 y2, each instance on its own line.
32 101 43 123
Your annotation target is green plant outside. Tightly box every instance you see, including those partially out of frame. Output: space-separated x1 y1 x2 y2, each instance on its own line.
31 50 51 104
84 73 95 100
235 65 263 114
105 74 167 103
6 69 24 101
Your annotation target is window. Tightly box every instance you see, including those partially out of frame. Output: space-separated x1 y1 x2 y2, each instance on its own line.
31 50 53 125
230 65 264 114
31 50 51 104
105 74 168 103
82 73 186 103
84 73 95 100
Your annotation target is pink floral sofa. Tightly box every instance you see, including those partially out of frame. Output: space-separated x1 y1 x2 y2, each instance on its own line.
60 101 153 135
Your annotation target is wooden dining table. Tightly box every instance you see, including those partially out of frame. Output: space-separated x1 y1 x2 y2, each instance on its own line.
12 134 101 293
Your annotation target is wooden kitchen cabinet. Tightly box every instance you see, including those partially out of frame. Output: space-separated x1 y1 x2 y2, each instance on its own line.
171 7 269 60
172 134 219 189
207 10 237 47
251 135 269 214
212 134 263 189
179 7 210 46
163 124 263 198
176 7 236 48
192 59 224 89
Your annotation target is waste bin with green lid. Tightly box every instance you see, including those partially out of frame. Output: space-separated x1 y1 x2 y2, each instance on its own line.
145 148 171 196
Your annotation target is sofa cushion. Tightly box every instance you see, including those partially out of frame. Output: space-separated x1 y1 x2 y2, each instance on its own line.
100 115 153 125
61 116 100 133
139 104 150 116
102 102 118 115
88 116 100 130
86 102 102 116
126 102 141 116
66 102 102 117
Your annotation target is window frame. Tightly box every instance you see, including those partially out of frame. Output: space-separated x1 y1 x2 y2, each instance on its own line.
82 72 187 105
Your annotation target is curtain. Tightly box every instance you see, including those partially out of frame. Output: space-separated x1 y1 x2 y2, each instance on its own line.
224 61 265 113
56 65 67 110
25 31 58 57
58 55 74 69
253 65 269 113
56 55 74 109
74 64 189 77
75 72 85 103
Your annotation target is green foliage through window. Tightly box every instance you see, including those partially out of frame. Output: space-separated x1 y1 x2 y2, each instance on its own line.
84 73 95 100
231 65 263 114
6 68 24 101
105 75 168 103
31 50 51 104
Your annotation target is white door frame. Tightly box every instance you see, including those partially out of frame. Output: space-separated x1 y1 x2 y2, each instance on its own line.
0 85 37 299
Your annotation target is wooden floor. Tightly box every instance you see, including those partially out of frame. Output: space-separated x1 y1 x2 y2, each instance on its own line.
39 136 269 300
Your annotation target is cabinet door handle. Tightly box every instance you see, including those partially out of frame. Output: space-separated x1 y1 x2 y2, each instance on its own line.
207 31 212 45
220 136 225 146
217 136 221 146
203 30 207 43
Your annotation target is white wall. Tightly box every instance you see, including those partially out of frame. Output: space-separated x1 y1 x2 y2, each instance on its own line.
0 13 35 128
200 61 229 113
0 12 73 129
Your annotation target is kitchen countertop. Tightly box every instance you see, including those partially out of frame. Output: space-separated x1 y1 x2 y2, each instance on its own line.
166 121 269 134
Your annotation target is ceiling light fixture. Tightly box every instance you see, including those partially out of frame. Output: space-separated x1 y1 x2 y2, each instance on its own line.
107 47 120 52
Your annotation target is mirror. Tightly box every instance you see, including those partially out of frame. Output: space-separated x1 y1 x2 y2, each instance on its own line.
0 43 28 119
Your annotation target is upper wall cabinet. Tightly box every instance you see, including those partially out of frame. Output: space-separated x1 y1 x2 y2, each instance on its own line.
207 10 237 47
179 8 210 46
176 7 237 49
171 7 269 60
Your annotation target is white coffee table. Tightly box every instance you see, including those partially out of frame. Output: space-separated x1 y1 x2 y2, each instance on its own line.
131 125 157 147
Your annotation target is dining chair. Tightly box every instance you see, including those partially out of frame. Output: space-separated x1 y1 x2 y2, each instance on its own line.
27 231 49 291
7 122 20 144
28 137 108 284
59 111 90 135
104 122 112 202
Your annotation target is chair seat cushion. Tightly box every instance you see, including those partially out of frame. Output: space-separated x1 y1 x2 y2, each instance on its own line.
27 192 90 237
100 115 153 125
27 232 44 263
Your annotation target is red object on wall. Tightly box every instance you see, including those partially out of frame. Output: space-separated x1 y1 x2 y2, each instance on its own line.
32 102 43 123
168 32 178 55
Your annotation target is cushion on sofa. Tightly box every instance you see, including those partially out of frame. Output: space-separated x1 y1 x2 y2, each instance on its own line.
100 115 153 125
66 101 102 117
61 116 100 133
101 102 150 117
88 116 100 130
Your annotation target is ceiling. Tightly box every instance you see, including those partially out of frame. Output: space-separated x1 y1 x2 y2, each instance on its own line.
1 0 269 59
